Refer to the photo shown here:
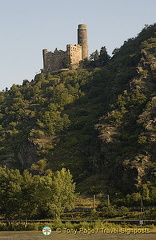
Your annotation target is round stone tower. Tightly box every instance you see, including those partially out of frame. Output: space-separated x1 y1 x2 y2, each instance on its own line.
43 49 48 71
78 24 88 60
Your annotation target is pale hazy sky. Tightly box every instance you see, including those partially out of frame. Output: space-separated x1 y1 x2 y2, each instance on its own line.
0 0 155 90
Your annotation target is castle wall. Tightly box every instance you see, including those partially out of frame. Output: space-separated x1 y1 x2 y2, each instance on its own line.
42 48 67 73
67 44 82 69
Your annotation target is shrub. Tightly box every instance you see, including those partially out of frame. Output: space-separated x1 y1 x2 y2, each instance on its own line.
52 219 64 230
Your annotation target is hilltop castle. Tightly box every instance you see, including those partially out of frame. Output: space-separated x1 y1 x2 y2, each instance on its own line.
41 24 88 73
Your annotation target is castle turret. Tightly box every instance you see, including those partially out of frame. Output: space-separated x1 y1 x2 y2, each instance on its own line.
43 49 48 71
78 24 88 60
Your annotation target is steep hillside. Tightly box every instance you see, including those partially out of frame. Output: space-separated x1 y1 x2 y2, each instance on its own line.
0 24 156 198
93 24 156 195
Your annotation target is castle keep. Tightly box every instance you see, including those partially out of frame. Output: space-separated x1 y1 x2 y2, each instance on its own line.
41 24 88 73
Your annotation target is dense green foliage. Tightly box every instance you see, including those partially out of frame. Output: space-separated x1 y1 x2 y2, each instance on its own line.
0 167 76 220
0 23 156 208
80 46 110 67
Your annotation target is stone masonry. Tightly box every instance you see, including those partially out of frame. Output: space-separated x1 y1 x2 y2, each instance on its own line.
41 24 88 73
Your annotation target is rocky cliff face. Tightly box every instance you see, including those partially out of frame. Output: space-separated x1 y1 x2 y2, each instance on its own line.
1 140 39 169
92 30 156 193
17 140 39 168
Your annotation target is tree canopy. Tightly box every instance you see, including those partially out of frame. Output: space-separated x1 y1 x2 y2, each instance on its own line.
0 167 76 220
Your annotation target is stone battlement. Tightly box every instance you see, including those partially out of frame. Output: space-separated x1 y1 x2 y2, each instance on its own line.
41 24 88 73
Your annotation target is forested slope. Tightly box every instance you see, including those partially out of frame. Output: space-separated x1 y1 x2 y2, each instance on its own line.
0 23 156 198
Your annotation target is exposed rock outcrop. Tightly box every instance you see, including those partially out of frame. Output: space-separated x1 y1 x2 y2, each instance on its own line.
17 140 39 169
